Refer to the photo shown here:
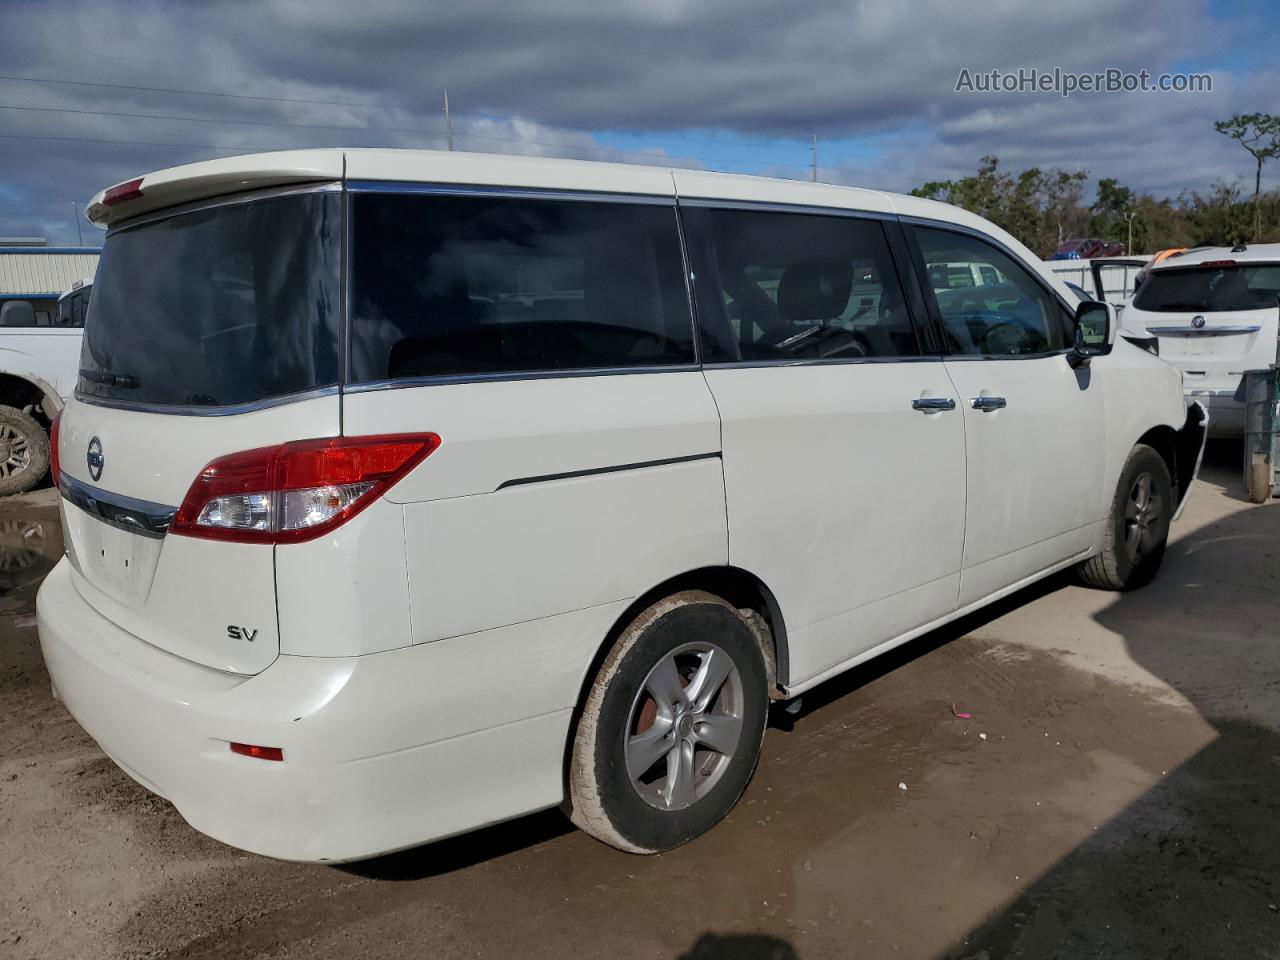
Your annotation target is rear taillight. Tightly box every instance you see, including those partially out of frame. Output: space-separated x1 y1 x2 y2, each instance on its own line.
102 178 144 206
169 434 440 545
49 412 61 487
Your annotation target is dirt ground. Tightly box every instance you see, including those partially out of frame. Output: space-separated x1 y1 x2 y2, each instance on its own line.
2 442 1277 960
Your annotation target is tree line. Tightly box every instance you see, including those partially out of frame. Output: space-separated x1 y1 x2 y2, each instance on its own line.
909 113 1280 257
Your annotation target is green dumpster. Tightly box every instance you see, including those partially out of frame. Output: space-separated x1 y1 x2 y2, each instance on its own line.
1243 363 1279 503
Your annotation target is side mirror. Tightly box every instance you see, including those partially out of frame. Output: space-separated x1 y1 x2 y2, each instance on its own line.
1070 300 1114 368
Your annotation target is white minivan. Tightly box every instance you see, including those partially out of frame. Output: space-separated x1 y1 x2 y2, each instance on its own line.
38 150 1206 862
1121 244 1280 436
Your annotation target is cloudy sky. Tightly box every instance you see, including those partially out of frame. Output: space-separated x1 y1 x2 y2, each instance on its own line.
0 0 1275 246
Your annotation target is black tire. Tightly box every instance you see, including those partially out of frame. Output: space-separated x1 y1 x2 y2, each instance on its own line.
1078 443 1172 590
567 590 769 854
0 405 49 497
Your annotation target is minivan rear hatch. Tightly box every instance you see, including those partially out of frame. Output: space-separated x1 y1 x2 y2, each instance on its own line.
1130 261 1280 390
59 186 343 675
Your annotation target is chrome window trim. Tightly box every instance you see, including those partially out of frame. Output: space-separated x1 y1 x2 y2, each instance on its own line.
105 181 343 237
343 365 702 394
677 197 896 221
73 384 339 417
343 355 960 393
59 474 176 539
939 349 1076 362
345 180 675 206
703 355 944 372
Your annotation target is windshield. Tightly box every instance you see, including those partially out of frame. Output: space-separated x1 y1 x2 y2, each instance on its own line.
79 191 341 407
1132 263 1280 313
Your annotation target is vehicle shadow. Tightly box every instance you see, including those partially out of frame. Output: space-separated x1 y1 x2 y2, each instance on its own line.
676 933 798 959
340 807 573 882
944 443 1280 958
1201 437 1253 504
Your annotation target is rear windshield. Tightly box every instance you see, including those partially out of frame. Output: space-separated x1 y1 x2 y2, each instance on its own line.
1133 263 1280 313
80 192 341 407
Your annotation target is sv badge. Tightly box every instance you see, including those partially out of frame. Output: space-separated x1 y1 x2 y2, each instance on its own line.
227 625 259 642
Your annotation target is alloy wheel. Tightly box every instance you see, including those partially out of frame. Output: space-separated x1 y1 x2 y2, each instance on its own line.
1123 471 1163 565
625 642 745 811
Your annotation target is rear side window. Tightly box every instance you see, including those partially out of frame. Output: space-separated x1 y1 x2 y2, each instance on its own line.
81 192 341 407
915 227 1069 357
348 194 693 382
684 207 921 363
1133 263 1280 313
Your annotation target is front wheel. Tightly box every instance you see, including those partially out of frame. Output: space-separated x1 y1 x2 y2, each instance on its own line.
1078 443 1172 590
567 590 769 854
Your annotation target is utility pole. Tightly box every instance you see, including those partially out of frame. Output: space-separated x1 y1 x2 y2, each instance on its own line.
811 134 817 182
71 201 83 247
444 88 454 151
1122 211 1137 254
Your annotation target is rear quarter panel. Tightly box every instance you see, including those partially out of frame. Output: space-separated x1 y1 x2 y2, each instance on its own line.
339 371 728 645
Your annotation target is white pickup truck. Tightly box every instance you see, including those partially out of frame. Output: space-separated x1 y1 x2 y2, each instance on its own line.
0 273 92 494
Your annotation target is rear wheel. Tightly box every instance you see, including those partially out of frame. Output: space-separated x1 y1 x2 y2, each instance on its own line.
1078 443 1172 590
0 405 48 497
567 590 768 853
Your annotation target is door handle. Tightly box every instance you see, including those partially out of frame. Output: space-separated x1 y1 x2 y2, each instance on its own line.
911 397 957 412
970 396 1007 412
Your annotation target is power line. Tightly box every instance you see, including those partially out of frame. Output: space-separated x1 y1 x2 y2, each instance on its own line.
0 73 380 110
0 102 826 169
0 72 877 161
0 131 258 151
0 102 442 135
0 130 812 176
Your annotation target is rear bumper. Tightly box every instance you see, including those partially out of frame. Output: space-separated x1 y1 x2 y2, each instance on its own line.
37 558 573 862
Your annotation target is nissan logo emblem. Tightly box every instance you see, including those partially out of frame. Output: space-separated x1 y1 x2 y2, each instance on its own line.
86 437 104 481
1191 315 1206 329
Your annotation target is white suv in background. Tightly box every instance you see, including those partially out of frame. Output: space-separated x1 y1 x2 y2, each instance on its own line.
39 150 1205 862
1122 244 1280 437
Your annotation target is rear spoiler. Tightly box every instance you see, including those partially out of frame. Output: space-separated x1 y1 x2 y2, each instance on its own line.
86 150 345 228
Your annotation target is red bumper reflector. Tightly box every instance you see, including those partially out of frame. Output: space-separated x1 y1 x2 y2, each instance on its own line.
230 742 284 762
49 411 61 487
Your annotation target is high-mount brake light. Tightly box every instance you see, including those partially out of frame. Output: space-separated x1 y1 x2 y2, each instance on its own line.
1201 260 1237 268
102 178 144 206
169 434 441 545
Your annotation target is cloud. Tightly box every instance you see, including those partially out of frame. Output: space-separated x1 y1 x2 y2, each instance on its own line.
0 0 1270 243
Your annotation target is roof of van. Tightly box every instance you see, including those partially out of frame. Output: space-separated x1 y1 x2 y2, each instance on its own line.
85 148 1053 291
1150 243 1280 269
85 147 975 229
